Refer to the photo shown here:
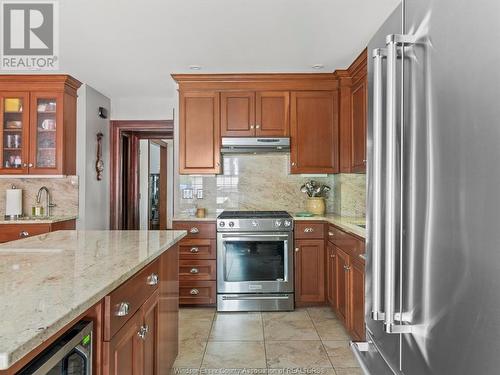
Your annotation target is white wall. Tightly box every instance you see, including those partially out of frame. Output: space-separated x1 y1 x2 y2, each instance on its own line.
76 85 111 230
149 143 161 174
111 97 176 120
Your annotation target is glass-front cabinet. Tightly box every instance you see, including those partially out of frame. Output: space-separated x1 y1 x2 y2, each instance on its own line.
0 93 29 174
0 75 80 175
30 93 63 173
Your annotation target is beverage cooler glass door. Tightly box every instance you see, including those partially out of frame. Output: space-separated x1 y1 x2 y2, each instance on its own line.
217 232 294 294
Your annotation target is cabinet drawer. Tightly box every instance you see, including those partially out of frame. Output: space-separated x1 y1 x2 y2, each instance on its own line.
173 221 216 239
328 225 365 257
179 239 216 260
179 260 216 281
179 281 216 305
0 223 51 243
104 259 160 340
294 222 325 239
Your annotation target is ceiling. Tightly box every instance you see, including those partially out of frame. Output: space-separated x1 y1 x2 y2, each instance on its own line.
57 0 399 109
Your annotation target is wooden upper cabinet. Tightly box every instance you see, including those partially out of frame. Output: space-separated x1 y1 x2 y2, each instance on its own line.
221 91 290 137
221 91 255 137
179 91 221 174
339 49 367 173
0 75 81 175
290 91 339 174
255 91 289 137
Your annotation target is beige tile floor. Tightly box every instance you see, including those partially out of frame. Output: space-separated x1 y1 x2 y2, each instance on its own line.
173 306 362 375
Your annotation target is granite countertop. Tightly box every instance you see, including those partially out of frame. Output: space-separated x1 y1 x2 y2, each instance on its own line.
0 215 78 224
0 229 186 370
291 213 366 239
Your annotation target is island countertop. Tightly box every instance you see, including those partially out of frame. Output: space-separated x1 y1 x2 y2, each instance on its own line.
0 229 186 370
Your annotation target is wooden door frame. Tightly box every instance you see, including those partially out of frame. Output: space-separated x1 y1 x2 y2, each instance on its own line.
110 120 173 230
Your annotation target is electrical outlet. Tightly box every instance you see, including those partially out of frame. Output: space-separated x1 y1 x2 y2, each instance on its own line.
182 189 193 199
196 189 203 199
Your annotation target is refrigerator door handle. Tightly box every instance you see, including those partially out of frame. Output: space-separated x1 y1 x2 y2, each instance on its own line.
371 47 387 321
384 33 416 334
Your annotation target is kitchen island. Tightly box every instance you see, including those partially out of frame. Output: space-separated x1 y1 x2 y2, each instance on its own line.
0 229 186 374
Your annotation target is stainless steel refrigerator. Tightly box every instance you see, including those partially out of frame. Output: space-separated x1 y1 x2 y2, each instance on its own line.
352 0 500 373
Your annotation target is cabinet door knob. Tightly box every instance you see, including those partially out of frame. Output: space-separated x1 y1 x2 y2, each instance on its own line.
19 231 30 238
343 265 351 271
295 247 299 252
190 268 199 274
190 247 199 253
250 125 255 129
28 163 33 167
291 162 296 166
23 163 27 167
190 288 200 295
115 302 130 316
328 232 334 236
255 124 261 129
146 273 159 285
137 325 149 340
190 227 199 234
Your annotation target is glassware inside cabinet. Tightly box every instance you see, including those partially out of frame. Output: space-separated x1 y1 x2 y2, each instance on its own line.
36 98 57 168
2 97 24 169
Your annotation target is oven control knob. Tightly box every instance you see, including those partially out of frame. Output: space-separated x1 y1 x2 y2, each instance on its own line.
274 220 282 227
229 221 235 227
251 220 258 227
219 221 225 227
284 220 292 227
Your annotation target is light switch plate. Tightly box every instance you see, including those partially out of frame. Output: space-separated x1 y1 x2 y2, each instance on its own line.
182 189 193 199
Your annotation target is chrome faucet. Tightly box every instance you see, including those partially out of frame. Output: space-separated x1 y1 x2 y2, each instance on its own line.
36 186 56 217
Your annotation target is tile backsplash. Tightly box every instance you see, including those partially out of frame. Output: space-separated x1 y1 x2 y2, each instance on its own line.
0 176 79 217
175 154 366 217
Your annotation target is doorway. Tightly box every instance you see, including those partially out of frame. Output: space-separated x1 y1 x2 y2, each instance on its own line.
110 120 173 230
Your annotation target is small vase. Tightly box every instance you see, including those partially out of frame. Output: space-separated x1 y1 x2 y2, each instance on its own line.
306 197 325 215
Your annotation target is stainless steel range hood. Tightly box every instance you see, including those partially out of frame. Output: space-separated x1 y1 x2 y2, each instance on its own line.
221 137 290 153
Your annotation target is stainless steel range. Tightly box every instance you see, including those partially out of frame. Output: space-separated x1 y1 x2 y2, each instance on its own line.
216 211 294 312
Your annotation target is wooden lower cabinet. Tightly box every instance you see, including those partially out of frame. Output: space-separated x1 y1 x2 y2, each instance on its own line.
143 290 160 375
334 246 350 324
104 307 144 375
294 239 325 304
350 259 365 340
326 243 336 307
0 219 76 243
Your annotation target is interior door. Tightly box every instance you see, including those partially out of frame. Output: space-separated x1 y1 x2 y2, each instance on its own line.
221 91 255 137
255 91 289 136
0 92 30 174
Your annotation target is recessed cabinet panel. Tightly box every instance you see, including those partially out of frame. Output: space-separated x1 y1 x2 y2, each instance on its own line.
256 91 289 136
180 91 221 174
221 92 255 137
294 239 325 304
290 91 339 174
335 246 350 325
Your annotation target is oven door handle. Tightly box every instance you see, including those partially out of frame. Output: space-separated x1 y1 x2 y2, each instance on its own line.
221 234 291 242
222 295 291 300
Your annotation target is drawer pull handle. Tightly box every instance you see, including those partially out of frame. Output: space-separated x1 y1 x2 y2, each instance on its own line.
19 231 30 238
137 325 149 340
190 288 200 295
146 273 159 286
344 265 351 272
328 231 334 236
115 302 130 317
190 268 199 274
304 227 314 233
190 247 199 253
190 227 200 234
